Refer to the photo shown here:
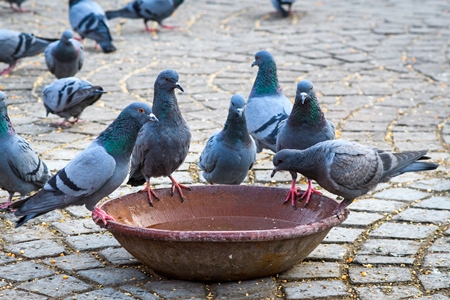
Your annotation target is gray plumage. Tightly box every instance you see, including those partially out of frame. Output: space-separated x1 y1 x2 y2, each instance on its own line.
276 79 335 206
0 91 51 210
0 29 57 75
271 0 295 17
69 0 116 53
246 50 292 153
105 0 184 32
42 77 105 127
4 0 28 12
128 69 191 204
45 30 84 79
13 102 158 227
272 139 439 208
198 94 256 185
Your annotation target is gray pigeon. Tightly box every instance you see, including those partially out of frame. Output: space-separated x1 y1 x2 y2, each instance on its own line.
272 139 439 209
128 69 191 204
271 0 295 17
105 0 184 32
4 0 28 12
69 0 116 53
245 50 292 153
0 91 51 210
0 29 57 75
13 102 158 227
42 77 105 127
45 30 84 79
276 79 335 206
198 94 256 185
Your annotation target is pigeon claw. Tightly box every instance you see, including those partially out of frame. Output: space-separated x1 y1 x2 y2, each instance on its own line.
141 180 159 207
283 188 299 208
300 180 322 204
169 176 190 203
92 207 115 226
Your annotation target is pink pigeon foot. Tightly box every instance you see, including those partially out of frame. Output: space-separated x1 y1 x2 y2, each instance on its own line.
169 175 190 202
92 207 115 225
299 179 322 204
141 180 159 206
10 3 29 12
50 120 73 128
0 196 12 209
161 24 177 30
283 177 299 207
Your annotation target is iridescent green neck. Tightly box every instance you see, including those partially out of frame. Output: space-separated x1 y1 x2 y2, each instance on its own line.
250 62 280 97
0 109 15 137
153 90 181 122
289 96 325 128
223 114 252 144
99 119 141 158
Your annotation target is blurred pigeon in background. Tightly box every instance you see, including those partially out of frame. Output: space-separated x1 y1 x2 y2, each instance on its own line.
0 29 57 75
271 0 295 17
0 91 51 210
276 79 335 206
198 94 256 185
45 30 84 79
105 0 184 32
42 77 105 127
69 0 116 53
245 50 292 153
128 69 191 205
272 139 439 209
13 102 158 227
4 0 28 12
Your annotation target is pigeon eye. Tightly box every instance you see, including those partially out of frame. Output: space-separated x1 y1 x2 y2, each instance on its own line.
165 78 169 82
138 108 145 113
231 102 235 107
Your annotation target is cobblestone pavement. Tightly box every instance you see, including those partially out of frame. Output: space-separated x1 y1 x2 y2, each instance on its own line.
0 0 449 299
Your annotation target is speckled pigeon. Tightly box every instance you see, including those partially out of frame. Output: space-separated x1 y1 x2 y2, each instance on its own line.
42 77 105 127
13 102 158 227
0 29 57 75
245 50 292 153
276 79 335 206
271 0 295 17
4 0 28 12
45 30 84 79
69 0 116 53
128 69 191 205
105 0 184 32
0 91 51 210
198 94 256 185
272 139 439 209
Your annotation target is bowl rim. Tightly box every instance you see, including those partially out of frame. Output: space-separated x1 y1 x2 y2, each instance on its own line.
98 186 349 242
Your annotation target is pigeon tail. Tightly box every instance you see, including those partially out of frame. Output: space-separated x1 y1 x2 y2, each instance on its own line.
105 8 136 20
401 161 439 173
98 41 116 53
15 212 45 228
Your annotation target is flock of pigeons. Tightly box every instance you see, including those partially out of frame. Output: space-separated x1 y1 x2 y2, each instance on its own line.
0 0 439 229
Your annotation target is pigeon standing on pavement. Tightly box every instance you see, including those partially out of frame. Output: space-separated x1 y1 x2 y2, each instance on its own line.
4 0 28 12
0 91 51 210
272 139 439 208
198 94 256 185
42 77 105 127
128 69 191 205
276 79 335 206
105 0 184 32
0 29 57 75
13 102 158 227
69 0 116 53
245 50 292 153
271 0 295 17
45 30 84 79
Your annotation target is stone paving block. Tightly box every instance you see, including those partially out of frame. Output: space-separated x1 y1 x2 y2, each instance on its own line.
306 244 348 261
43 253 104 271
415 295 450 300
323 227 364 243
19 275 91 298
372 188 430 201
369 222 437 239
429 237 450 252
279 262 341 280
282 280 349 299
63 206 92 219
65 233 121 251
353 255 415 265
0 289 47 299
0 252 16 265
52 218 105 235
0 261 54 281
210 278 278 300
3 210 63 226
120 285 160 300
145 280 206 299
342 211 384 227
2 225 55 243
357 238 421 257
414 196 450 210
392 208 450 224
348 199 409 213
418 269 450 290
78 267 147 286
423 253 450 268
409 178 450 192
349 266 412 284
63 287 135 300
99 247 139 265
355 285 422 300
4 239 65 259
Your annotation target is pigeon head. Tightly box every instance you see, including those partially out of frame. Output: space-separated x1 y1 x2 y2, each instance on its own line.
61 30 74 44
271 149 297 177
296 80 315 104
252 50 275 68
250 50 280 97
229 94 246 117
0 91 14 136
0 91 6 108
154 69 184 93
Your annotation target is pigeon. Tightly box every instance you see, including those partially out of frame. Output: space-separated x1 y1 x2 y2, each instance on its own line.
105 0 184 32
45 30 84 79
276 79 335 206
245 50 292 153
128 69 191 205
69 0 116 53
4 0 28 12
42 77 105 127
0 91 51 210
12 102 158 227
272 139 439 209
198 94 256 185
0 29 57 75
271 0 295 17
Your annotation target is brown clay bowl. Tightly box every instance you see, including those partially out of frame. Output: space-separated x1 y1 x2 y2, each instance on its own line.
97 185 349 282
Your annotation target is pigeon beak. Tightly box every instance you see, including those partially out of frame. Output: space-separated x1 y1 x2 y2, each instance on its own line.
300 92 308 104
236 108 244 116
149 113 159 123
175 82 184 93
270 168 277 178
251 61 256 67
